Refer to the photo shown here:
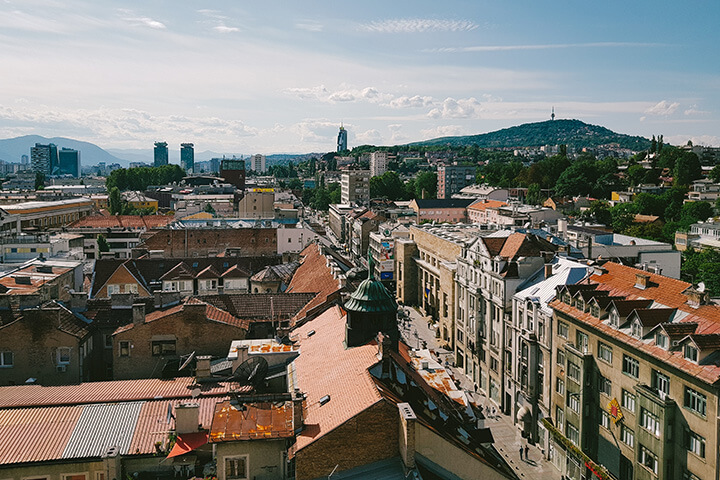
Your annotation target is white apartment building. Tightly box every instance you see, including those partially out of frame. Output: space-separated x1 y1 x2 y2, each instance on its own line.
370 151 388 177
340 170 370 205
251 154 266 173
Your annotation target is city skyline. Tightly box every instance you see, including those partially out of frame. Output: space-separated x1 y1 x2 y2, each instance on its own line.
0 1 718 153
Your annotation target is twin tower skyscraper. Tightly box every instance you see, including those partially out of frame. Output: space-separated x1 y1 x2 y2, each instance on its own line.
154 142 194 172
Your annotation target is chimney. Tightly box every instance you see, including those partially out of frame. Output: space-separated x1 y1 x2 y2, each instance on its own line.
292 389 306 434
110 292 135 308
18 294 42 310
635 273 651 290
154 290 181 308
69 291 88 311
132 303 145 325
196 355 212 380
101 446 121 480
174 402 200 434
398 403 417 469
544 263 553 278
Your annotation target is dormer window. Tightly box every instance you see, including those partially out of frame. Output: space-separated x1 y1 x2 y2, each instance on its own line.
590 304 600 318
631 320 642 338
563 292 572 305
655 333 668 349
609 309 619 328
576 299 585 311
684 344 699 363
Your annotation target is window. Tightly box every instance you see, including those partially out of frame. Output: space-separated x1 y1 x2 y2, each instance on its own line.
590 304 600 318
687 430 705 458
600 409 610 429
107 284 120 295
558 321 568 339
631 320 642 338
567 392 580 413
557 349 566 367
684 472 700 480
639 445 658 475
567 361 580 383
621 425 634 447
651 370 670 399
56 347 71 365
125 283 138 294
684 387 707 417
598 342 613 363
556 407 565 433
119 341 130 357
567 422 579 446
62 475 87 480
0 351 13 367
556 378 565 395
103 335 113 349
640 408 660 437
599 376 612 396
609 309 619 328
225 456 248 479
655 332 668 349
622 355 639 378
576 331 588 353
684 344 699 362
152 340 177 357
490 357 499 373
622 389 636 413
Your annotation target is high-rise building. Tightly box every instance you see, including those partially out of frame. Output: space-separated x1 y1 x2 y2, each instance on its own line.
30 143 58 175
337 125 348 152
220 158 246 190
251 154 266 173
58 148 81 177
180 143 194 173
341 170 370 205
21 155 29 165
437 164 476 199
370 151 388 177
154 142 168 167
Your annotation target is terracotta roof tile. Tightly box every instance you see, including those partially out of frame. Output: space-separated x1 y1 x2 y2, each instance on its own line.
287 244 343 324
117 299 250 333
291 305 382 452
468 199 507 211
209 400 294 442
69 215 172 230
199 293 316 320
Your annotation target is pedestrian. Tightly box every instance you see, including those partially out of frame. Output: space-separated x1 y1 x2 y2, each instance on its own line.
492 406 496 417
519 446 524 461
524 445 529 460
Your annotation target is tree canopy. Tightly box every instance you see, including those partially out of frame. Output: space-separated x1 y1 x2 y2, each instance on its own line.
106 165 185 192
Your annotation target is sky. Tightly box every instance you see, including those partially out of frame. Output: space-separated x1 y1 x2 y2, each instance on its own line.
0 0 718 154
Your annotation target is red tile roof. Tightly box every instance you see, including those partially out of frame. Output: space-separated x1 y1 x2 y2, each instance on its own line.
69 215 173 229
468 199 507 211
291 305 382 453
286 244 343 324
116 299 250 334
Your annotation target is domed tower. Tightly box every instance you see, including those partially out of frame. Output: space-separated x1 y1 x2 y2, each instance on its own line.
344 256 398 349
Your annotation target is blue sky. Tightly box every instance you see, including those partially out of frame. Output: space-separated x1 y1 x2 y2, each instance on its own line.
0 0 718 154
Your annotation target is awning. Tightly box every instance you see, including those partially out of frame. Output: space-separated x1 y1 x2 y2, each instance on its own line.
166 432 209 459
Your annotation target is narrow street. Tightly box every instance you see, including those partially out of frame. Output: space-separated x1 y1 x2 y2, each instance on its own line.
399 305 563 480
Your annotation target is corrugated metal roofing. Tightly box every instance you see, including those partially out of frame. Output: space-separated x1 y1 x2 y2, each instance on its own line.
0 405 82 465
62 402 143 459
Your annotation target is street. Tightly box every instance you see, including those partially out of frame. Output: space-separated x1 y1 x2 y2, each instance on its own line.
399 305 563 480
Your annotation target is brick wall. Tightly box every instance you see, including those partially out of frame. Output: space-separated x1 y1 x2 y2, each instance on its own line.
112 304 247 380
139 228 277 257
295 400 399 480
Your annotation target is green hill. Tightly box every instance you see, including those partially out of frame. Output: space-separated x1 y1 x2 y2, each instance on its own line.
409 119 651 150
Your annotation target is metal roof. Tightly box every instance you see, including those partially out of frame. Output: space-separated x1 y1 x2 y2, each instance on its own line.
62 402 143 459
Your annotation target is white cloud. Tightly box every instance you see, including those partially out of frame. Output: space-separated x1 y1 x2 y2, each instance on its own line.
420 125 466 139
118 9 166 30
359 18 478 33
428 97 484 119
664 135 720 147
645 100 680 116
284 85 391 104
355 129 384 144
295 21 323 32
214 25 239 33
387 95 434 109
684 105 710 116
288 119 339 144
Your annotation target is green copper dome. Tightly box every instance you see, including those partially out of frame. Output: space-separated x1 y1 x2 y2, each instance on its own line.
345 276 398 313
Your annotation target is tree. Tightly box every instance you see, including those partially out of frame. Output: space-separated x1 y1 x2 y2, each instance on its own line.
415 171 437 199
34 172 45 190
109 187 123 215
97 234 110 253
626 164 646 187
680 201 713 224
710 165 720 183
673 151 702 187
526 183 543 206
650 135 657 154
288 178 303 190
204 203 216 216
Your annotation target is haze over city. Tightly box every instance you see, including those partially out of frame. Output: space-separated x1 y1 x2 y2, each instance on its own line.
0 0 718 153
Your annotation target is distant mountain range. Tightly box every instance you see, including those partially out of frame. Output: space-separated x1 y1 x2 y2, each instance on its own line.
408 119 651 151
0 120 651 168
0 135 127 166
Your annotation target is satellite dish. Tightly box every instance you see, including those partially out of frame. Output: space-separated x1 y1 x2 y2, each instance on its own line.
698 282 706 293
231 356 268 390
191 387 201 399
178 351 196 371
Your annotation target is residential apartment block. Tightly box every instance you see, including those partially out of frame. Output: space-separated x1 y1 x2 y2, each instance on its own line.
437 164 476 199
340 170 370 205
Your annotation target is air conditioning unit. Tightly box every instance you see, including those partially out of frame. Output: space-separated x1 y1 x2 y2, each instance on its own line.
56 365 67 373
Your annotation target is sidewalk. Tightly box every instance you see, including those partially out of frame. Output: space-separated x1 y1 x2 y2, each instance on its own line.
399 306 563 480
